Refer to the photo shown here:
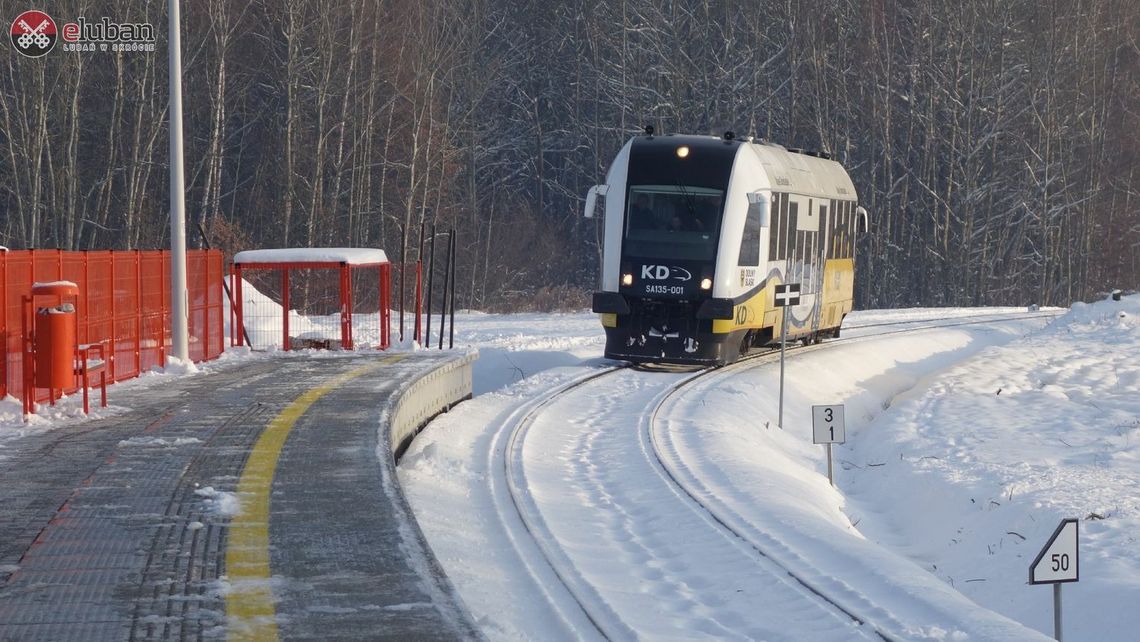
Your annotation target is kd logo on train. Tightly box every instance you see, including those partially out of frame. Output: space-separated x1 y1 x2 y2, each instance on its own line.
640 265 691 281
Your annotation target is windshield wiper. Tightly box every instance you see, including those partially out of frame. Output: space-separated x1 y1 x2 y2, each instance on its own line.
672 175 699 220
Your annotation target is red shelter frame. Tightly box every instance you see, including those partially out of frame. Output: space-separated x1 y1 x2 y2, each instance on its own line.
232 249 391 351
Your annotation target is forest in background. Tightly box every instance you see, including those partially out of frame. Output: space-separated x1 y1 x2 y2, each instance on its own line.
1 0 1138 311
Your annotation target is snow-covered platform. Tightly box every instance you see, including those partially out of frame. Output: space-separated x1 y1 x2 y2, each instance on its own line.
0 351 479 640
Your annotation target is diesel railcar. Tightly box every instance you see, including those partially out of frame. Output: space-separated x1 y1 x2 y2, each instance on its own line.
584 130 867 366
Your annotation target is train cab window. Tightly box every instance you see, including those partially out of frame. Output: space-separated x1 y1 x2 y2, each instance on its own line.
738 194 765 266
623 185 724 261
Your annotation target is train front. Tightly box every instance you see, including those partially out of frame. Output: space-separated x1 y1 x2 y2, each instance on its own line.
592 134 740 365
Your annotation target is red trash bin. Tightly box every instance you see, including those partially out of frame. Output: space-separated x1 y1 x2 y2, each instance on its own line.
34 303 77 389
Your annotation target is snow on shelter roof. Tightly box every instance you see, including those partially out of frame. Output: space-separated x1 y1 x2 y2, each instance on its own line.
232 248 389 265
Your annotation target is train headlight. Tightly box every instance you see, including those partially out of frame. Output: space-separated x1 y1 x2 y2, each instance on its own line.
676 146 690 159
622 273 634 286
700 278 712 290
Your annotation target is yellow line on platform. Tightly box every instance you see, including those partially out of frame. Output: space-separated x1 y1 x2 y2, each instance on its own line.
225 356 404 641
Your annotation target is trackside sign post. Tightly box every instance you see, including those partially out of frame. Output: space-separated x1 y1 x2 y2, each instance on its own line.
773 283 800 428
811 405 845 486
1029 518 1079 641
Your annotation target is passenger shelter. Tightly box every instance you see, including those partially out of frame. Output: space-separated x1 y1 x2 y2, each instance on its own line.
232 248 391 351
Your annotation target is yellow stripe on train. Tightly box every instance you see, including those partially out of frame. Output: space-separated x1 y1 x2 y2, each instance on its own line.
711 258 855 337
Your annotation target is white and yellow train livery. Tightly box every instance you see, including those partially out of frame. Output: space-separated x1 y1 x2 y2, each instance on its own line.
585 130 868 366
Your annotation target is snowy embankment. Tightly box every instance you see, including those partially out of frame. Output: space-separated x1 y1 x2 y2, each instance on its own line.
842 297 1140 638
400 299 1138 640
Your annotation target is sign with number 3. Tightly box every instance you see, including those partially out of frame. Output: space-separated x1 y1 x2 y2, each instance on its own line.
812 405 845 444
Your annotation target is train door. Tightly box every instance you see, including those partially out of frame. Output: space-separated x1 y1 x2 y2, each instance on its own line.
799 199 814 323
790 197 822 339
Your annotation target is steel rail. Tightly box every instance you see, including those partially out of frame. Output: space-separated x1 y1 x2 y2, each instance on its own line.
644 352 899 640
492 365 635 641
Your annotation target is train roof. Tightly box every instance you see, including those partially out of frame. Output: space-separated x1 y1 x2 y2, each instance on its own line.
744 142 857 201
626 134 857 202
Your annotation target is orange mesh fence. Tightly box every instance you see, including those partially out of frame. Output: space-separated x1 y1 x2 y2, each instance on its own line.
0 249 224 403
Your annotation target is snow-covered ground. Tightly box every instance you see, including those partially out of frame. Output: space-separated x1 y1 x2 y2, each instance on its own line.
3 294 1137 640
400 298 1139 640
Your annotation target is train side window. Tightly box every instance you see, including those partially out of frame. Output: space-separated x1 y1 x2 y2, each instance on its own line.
781 200 789 262
809 231 817 283
836 202 846 259
801 231 810 285
775 193 784 261
844 201 853 258
793 231 802 281
839 203 846 259
826 201 832 260
738 194 764 266
819 204 828 259
798 230 807 282
850 202 858 258
785 201 799 263
839 201 848 259
799 230 808 280
829 200 838 260
780 195 789 260
834 202 843 260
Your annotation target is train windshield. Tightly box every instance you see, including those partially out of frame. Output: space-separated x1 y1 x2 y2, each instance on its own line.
623 185 723 261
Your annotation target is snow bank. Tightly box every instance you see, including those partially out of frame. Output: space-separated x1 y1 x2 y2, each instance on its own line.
844 294 1140 639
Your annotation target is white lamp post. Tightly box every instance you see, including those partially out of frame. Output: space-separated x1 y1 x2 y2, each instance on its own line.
168 0 189 361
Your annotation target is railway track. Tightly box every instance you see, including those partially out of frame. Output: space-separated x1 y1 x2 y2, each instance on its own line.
646 352 902 640
484 310 1059 640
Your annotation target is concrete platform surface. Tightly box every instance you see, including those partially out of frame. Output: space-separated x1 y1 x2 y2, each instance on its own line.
0 352 481 641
